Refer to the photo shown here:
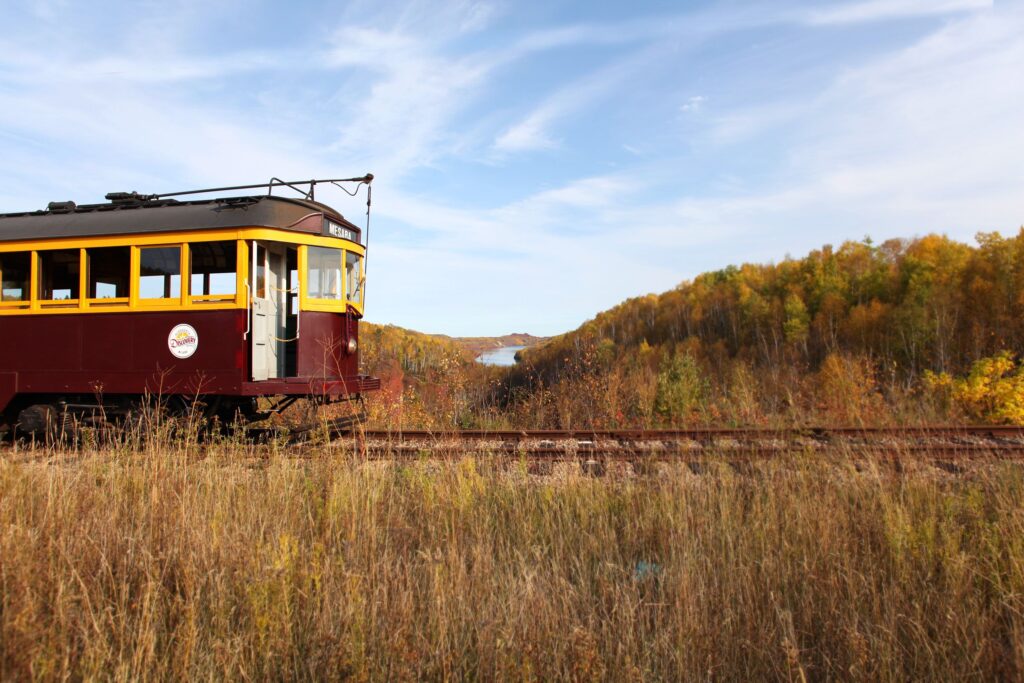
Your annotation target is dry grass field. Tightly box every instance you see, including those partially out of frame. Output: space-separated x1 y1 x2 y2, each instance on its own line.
2 442 1024 681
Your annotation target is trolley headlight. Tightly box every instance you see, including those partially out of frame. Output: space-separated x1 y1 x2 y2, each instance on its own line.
346 337 358 355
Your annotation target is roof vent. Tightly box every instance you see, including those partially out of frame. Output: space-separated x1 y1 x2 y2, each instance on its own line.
47 201 77 213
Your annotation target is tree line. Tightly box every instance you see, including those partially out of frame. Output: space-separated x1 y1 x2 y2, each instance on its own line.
520 232 1024 382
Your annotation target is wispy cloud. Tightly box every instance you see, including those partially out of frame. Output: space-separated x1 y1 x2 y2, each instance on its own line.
0 0 1019 335
493 112 559 153
680 95 706 113
0 48 283 84
324 25 492 175
371 2 1023 332
493 44 671 154
806 0 991 25
321 5 682 172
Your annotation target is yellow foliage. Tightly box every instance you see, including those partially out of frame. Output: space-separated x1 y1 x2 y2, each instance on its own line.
815 353 883 423
361 231 1024 429
925 351 1024 424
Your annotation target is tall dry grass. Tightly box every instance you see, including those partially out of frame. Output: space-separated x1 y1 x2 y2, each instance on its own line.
2 444 1024 680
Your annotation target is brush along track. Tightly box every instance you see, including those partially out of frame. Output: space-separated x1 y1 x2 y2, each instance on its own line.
353 426 1024 463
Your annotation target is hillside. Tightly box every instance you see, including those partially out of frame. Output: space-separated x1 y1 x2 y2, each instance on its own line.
500 231 1024 428
361 322 473 375
360 232 1024 430
359 322 502 429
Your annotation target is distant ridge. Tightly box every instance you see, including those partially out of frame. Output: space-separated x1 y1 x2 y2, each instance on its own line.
362 322 547 360
447 333 547 356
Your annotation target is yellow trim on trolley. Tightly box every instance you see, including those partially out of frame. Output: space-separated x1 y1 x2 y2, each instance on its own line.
298 244 366 314
0 227 365 316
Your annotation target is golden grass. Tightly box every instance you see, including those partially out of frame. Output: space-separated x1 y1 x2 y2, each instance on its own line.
2 445 1023 680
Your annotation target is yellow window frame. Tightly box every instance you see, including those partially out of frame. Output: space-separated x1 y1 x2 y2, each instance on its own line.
0 250 32 310
345 250 365 311
36 248 84 308
84 245 131 309
298 245 364 315
135 244 186 307
188 240 242 305
301 245 345 310
0 227 362 315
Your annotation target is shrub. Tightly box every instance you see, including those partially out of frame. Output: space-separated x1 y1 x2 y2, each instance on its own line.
653 351 707 422
924 351 1024 424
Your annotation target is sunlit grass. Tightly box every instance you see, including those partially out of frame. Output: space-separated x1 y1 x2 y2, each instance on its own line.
2 445 1023 680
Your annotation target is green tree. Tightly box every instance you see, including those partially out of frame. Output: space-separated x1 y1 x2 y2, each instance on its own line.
653 351 707 422
783 294 810 346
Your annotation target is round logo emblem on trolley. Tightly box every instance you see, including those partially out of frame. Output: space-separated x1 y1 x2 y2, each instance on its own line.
167 324 199 359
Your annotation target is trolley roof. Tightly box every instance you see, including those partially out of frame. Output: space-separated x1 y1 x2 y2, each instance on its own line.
0 194 362 243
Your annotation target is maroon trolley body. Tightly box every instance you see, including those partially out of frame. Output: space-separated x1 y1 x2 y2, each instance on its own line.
0 177 379 432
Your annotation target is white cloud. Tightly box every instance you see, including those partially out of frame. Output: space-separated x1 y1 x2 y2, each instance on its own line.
493 44 669 155
807 0 991 25
378 172 641 253
493 114 559 153
455 0 501 33
609 3 1024 274
525 176 635 210
367 172 682 334
321 5 683 173
680 95 706 112
398 2 1024 334
1 0 1021 336
325 27 491 175
0 48 282 84
796 5 1024 212
27 0 68 20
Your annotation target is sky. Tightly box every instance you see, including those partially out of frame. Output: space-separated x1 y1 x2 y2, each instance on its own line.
0 0 1021 336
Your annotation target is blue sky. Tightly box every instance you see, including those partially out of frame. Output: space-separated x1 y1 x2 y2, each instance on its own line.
0 0 1021 336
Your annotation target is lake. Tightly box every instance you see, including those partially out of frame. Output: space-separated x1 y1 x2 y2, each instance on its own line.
476 345 525 366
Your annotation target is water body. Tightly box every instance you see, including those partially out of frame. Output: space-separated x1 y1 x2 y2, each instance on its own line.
476 345 526 366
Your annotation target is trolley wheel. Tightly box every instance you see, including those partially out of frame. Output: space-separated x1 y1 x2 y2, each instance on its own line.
16 404 71 445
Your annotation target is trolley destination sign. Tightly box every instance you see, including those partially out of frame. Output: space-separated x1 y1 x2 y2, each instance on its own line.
325 219 358 242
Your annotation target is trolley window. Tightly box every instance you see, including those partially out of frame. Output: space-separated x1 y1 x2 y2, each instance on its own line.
254 242 267 299
345 251 363 305
139 246 182 300
190 241 237 301
87 246 130 301
38 249 81 303
307 246 343 301
0 252 30 303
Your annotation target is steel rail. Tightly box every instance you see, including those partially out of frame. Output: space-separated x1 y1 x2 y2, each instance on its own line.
344 425 1024 464
356 442 1024 461
360 426 1024 442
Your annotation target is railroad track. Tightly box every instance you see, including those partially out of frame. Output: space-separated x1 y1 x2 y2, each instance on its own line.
353 426 1024 462
4 425 1023 464
361 425 1024 441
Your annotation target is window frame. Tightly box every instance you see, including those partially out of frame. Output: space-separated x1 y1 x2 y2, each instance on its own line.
187 240 240 305
135 244 186 307
345 250 365 308
36 248 84 309
0 250 32 309
298 245 363 314
85 245 132 309
304 245 345 305
0 229 362 316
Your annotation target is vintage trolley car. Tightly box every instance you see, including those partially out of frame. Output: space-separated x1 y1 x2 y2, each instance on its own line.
0 176 379 435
